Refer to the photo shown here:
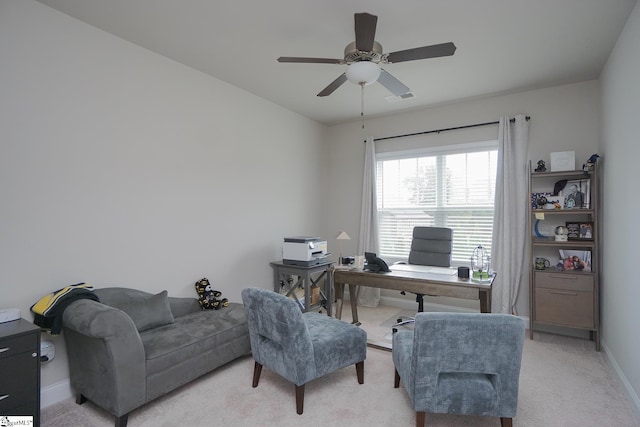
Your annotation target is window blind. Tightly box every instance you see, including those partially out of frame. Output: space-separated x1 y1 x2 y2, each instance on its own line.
376 143 498 265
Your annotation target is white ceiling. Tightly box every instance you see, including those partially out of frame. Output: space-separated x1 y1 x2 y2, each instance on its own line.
36 0 637 125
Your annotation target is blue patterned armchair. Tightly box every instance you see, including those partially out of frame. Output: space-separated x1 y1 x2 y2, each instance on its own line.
241 287 367 414
393 312 525 427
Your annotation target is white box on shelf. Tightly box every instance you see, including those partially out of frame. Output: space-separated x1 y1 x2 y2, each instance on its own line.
550 151 575 171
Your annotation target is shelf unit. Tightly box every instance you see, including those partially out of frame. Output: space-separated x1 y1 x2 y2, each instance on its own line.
528 163 600 350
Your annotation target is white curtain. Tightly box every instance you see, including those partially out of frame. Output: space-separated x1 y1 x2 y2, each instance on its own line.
357 137 381 307
491 115 530 314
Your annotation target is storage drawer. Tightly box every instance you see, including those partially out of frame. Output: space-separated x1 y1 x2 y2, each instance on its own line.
535 288 594 328
535 271 594 292
0 352 39 412
0 334 37 361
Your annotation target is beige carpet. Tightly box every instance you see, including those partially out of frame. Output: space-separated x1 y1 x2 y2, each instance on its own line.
42 304 639 427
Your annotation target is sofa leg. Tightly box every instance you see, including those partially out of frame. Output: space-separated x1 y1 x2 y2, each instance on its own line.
355 361 364 384
416 411 425 427
115 414 128 427
394 369 400 388
295 384 305 415
76 394 87 405
500 417 513 427
252 362 263 387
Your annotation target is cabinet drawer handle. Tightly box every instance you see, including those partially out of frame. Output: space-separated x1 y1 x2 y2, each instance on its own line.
0 347 9 353
0 394 9 401
549 274 578 280
549 290 578 296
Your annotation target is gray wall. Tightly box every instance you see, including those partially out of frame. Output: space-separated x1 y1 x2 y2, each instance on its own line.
599 1 640 416
326 80 600 314
2 0 638 417
1 0 328 391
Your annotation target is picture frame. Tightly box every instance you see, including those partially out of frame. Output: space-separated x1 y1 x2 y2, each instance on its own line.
559 249 592 272
560 178 590 209
565 221 593 240
579 222 594 240
565 222 580 240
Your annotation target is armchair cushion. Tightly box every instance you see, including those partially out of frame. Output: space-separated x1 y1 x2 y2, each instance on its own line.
112 289 175 332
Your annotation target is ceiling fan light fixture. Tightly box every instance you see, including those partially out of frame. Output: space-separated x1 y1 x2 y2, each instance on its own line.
346 61 381 86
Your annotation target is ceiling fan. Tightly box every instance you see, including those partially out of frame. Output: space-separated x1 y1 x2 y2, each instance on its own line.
277 12 456 97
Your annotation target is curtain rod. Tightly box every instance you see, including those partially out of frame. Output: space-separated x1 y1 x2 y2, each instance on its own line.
373 116 531 142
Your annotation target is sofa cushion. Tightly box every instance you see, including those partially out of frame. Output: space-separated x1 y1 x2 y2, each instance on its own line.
117 290 175 332
140 302 249 377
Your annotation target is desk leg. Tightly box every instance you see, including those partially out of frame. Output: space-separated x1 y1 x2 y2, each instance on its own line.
273 267 280 293
479 290 491 313
334 283 344 320
303 271 311 312
325 270 333 317
349 284 360 326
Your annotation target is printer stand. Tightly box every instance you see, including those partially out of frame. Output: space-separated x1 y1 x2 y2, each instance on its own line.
270 261 334 316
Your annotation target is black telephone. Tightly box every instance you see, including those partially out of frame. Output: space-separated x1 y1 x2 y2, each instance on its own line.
364 252 390 273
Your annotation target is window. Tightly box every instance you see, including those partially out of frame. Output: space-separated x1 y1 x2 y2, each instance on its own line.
376 142 498 265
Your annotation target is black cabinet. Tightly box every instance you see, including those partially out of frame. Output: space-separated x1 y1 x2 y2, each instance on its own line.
0 318 40 426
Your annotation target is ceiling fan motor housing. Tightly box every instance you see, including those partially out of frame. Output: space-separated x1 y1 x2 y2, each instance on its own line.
344 41 385 64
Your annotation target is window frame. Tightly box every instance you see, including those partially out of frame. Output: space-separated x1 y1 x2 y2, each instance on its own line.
375 140 498 267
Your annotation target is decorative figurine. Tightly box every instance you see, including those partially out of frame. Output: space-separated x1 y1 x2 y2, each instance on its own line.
535 195 548 209
534 160 547 172
583 153 599 173
554 225 569 242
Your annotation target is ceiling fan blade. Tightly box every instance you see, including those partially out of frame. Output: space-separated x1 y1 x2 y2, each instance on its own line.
378 69 411 96
354 13 377 52
386 42 457 63
317 73 348 97
278 57 344 64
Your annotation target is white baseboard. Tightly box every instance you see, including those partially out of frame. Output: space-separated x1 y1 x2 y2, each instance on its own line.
601 338 640 422
41 379 73 408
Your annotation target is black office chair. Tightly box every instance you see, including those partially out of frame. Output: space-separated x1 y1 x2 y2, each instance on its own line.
400 226 453 312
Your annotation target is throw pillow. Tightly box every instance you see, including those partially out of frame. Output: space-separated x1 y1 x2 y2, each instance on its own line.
118 290 175 332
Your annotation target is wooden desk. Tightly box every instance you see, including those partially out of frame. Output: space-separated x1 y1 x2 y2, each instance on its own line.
333 267 494 324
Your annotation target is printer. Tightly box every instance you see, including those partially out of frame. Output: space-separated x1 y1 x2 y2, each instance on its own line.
282 236 328 266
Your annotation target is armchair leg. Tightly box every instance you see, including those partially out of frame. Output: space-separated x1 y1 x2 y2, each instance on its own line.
416 411 425 427
252 362 263 387
394 369 400 388
500 417 513 427
115 414 128 427
416 294 425 312
295 384 305 415
355 361 364 384
76 394 87 405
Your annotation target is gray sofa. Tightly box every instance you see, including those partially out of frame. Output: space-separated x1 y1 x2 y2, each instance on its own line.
62 287 251 427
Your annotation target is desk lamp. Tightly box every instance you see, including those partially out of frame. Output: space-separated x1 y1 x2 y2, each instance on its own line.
336 231 351 264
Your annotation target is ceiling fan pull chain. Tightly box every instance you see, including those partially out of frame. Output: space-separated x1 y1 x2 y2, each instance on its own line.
360 82 365 131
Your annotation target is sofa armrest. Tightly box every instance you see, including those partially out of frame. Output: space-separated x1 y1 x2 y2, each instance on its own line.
168 296 202 318
62 299 147 417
